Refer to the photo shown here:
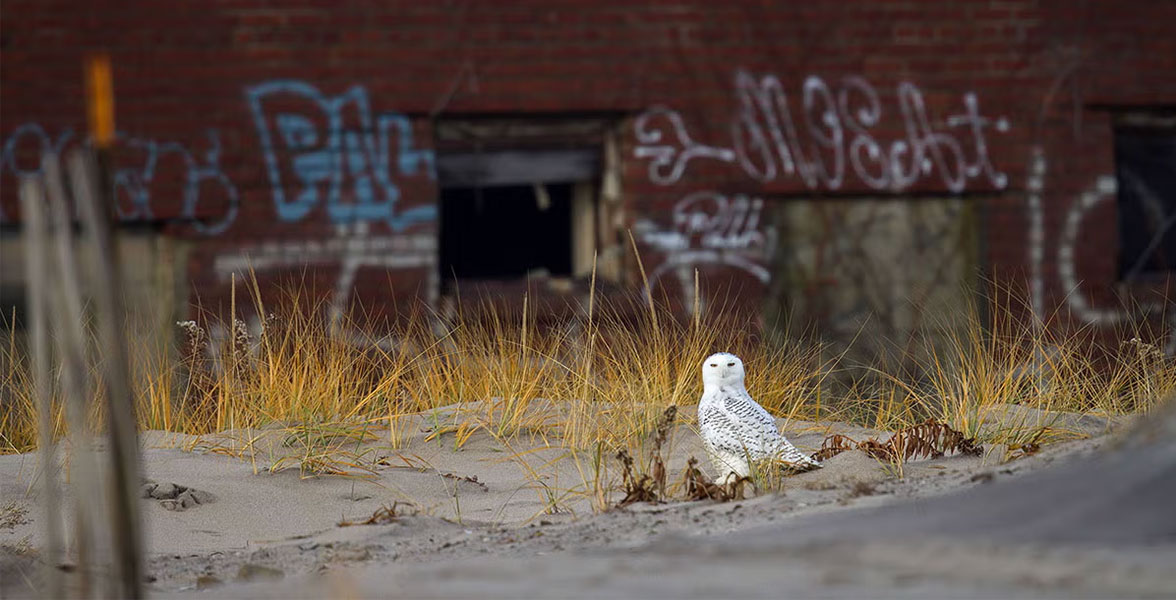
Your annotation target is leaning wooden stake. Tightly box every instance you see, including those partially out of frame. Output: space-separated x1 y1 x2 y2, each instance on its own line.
69 149 145 599
43 152 100 598
19 177 64 600
78 52 144 597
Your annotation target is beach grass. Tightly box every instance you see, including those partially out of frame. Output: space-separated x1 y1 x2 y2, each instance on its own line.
2 274 1172 493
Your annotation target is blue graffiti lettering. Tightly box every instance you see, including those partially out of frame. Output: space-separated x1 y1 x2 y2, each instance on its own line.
0 124 73 221
110 130 239 235
245 80 437 231
0 124 238 234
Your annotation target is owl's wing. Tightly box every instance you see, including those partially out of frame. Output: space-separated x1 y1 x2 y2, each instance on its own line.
727 393 820 467
702 391 782 459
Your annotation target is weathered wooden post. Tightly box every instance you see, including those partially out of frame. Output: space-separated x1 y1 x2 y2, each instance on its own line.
69 146 145 599
43 151 101 598
19 177 64 600
18 52 145 599
72 52 146 599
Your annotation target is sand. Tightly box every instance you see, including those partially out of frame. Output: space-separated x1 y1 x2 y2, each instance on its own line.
2 401 1171 598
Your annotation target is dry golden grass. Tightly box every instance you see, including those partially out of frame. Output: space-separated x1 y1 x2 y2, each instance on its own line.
856 293 1176 456
2 274 1172 489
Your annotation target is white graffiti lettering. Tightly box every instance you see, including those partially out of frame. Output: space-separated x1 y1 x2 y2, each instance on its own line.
1026 146 1047 322
1057 175 1126 325
633 107 737 185
635 191 775 308
635 71 1010 193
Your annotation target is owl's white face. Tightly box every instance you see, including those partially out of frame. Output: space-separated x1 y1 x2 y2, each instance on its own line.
702 352 745 389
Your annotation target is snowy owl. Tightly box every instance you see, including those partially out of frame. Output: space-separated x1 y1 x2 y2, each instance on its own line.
698 352 820 483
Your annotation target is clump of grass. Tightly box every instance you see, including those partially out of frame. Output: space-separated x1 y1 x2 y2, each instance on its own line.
822 286 1175 454
1 323 41 452
269 421 382 479
1 262 830 462
741 452 825 494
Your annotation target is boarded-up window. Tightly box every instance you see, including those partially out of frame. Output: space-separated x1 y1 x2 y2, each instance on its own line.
767 196 979 372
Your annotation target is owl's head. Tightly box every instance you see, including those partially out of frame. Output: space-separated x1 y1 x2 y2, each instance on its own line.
702 352 745 388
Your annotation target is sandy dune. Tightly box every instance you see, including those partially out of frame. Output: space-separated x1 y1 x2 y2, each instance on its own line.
2 402 1168 598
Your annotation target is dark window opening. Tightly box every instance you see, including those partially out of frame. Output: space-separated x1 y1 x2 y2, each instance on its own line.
440 183 573 289
434 116 614 295
1115 114 1176 280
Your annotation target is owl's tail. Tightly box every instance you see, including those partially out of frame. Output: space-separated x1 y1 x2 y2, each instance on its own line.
779 444 822 471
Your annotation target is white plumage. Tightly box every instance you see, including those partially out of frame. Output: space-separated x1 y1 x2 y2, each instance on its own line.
697 352 820 482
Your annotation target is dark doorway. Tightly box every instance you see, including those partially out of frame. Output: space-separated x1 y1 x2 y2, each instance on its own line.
439 183 573 289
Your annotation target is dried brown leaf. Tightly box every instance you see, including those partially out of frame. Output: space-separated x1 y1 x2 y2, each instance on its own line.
678 457 750 502
811 420 983 464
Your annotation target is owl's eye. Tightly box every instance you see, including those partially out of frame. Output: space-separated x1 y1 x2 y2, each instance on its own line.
727 362 735 367
709 364 717 367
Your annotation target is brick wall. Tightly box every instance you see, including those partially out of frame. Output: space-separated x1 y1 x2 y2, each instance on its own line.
2 0 1173 342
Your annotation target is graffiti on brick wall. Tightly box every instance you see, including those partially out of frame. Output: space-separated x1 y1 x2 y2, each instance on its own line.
213 226 438 322
634 191 775 309
631 70 1007 314
4 80 442 334
634 70 1009 193
3 79 439 237
0 124 238 234
1025 147 1047 320
1057 173 1122 325
218 81 440 321
245 80 437 231
1026 145 1174 351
